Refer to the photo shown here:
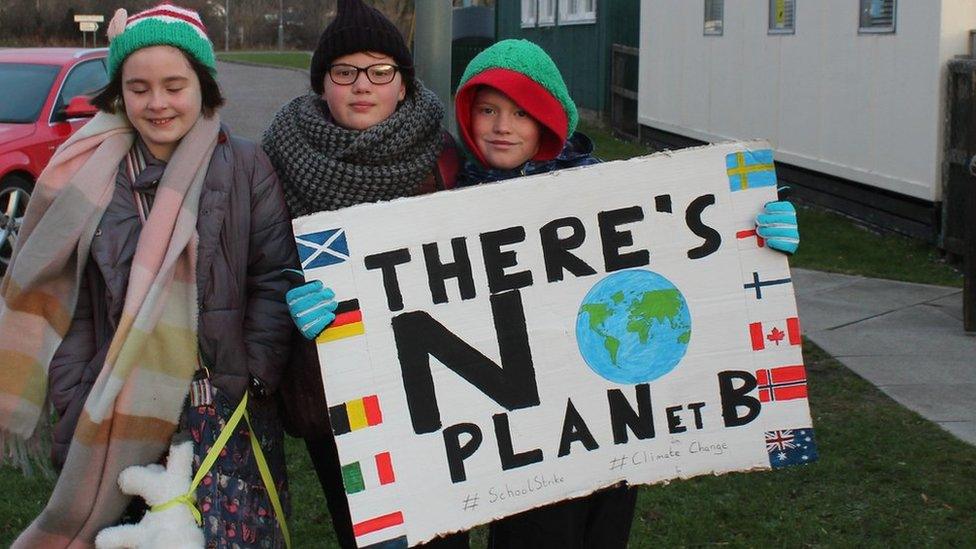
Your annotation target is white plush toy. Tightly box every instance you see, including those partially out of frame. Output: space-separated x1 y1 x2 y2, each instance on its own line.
95 441 205 549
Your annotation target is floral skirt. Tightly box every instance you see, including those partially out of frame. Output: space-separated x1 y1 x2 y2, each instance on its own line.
180 380 290 549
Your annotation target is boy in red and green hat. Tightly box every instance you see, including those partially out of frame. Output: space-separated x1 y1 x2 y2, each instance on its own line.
454 39 801 548
455 39 598 185
455 38 799 253
455 37 635 549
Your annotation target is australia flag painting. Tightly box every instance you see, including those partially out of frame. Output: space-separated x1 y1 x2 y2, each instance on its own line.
765 428 819 469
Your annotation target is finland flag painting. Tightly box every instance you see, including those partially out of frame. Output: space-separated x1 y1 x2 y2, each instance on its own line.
296 228 350 270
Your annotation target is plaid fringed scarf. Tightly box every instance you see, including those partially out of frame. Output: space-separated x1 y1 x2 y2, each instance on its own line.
0 110 219 547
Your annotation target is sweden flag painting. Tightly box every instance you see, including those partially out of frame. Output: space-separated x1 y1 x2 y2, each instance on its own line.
296 228 350 270
726 149 777 192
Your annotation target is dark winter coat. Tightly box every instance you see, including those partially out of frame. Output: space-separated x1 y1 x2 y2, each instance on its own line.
457 132 600 186
276 135 460 439
48 128 299 468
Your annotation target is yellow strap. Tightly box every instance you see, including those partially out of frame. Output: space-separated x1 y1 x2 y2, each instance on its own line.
151 392 291 548
244 404 292 548
151 493 202 526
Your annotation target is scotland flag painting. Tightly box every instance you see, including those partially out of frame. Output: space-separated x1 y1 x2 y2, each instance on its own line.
296 228 350 270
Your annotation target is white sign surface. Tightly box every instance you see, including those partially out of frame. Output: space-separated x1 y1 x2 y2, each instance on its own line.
292 141 818 547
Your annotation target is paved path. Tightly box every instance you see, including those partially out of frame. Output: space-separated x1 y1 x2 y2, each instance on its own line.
216 60 308 142
215 61 976 446
793 269 975 444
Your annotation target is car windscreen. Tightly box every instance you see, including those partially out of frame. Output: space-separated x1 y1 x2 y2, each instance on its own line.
0 63 60 123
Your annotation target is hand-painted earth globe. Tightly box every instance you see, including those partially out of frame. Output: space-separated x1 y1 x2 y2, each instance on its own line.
575 269 692 383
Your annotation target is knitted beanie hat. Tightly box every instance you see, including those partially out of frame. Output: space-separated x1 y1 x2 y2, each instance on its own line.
310 0 414 95
106 3 216 80
455 39 578 168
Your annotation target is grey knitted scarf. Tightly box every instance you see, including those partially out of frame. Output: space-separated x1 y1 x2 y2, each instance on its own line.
262 86 445 217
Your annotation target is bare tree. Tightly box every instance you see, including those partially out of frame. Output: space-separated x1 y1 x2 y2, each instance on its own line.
377 0 414 43
1 0 494 49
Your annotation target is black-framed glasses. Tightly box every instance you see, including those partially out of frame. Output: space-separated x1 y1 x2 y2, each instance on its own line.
328 63 400 85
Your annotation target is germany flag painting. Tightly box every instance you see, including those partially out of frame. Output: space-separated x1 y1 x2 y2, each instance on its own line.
318 299 365 343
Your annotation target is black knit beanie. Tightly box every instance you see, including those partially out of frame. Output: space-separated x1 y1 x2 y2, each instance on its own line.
310 0 414 95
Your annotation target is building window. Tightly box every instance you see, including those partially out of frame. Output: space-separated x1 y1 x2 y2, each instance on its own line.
704 0 724 36
539 0 556 26
559 0 597 25
859 0 896 34
521 0 537 28
768 0 795 34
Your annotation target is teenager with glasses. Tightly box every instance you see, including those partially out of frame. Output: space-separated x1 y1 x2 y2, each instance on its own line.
327 62 400 86
261 0 464 547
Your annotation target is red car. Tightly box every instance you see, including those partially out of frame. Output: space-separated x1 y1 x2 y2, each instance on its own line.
0 47 107 273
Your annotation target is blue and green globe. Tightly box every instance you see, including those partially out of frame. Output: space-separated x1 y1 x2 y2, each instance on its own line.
576 270 692 383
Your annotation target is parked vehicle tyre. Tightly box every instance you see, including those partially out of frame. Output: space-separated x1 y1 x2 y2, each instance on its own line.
0 174 32 276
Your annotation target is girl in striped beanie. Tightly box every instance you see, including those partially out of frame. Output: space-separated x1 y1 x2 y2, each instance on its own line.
1 4 296 547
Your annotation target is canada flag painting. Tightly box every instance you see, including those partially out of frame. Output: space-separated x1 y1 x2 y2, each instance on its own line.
749 317 801 351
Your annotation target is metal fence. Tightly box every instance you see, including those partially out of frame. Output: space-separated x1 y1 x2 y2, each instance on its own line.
943 58 976 331
610 43 639 141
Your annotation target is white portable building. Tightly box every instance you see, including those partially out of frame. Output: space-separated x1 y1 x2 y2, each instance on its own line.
638 0 976 234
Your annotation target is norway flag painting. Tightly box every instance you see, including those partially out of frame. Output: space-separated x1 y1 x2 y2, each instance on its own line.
756 365 808 403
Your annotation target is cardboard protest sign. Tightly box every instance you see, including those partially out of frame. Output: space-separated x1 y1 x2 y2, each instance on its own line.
292 140 818 547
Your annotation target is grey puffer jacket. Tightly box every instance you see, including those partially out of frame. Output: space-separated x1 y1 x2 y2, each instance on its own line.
47 127 299 469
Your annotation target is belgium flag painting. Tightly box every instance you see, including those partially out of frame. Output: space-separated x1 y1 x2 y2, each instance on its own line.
330 394 383 436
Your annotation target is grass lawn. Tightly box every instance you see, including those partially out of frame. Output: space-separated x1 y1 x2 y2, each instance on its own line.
217 51 312 71
5 340 974 547
2 61 971 546
628 341 976 547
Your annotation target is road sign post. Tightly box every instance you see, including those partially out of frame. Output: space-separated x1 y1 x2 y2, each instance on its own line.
966 156 976 332
75 15 104 49
414 1 454 137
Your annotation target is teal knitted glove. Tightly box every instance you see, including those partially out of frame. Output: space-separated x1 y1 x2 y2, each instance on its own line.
286 280 338 340
756 200 800 255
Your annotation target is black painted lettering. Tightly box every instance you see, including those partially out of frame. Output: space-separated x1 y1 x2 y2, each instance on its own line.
364 248 412 312
494 413 543 470
718 371 761 427
688 402 706 430
539 217 597 282
557 398 599 457
686 194 721 259
598 206 650 272
423 237 476 304
442 423 483 483
607 383 655 444
481 227 533 294
666 405 686 434
393 290 539 434
655 194 673 213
